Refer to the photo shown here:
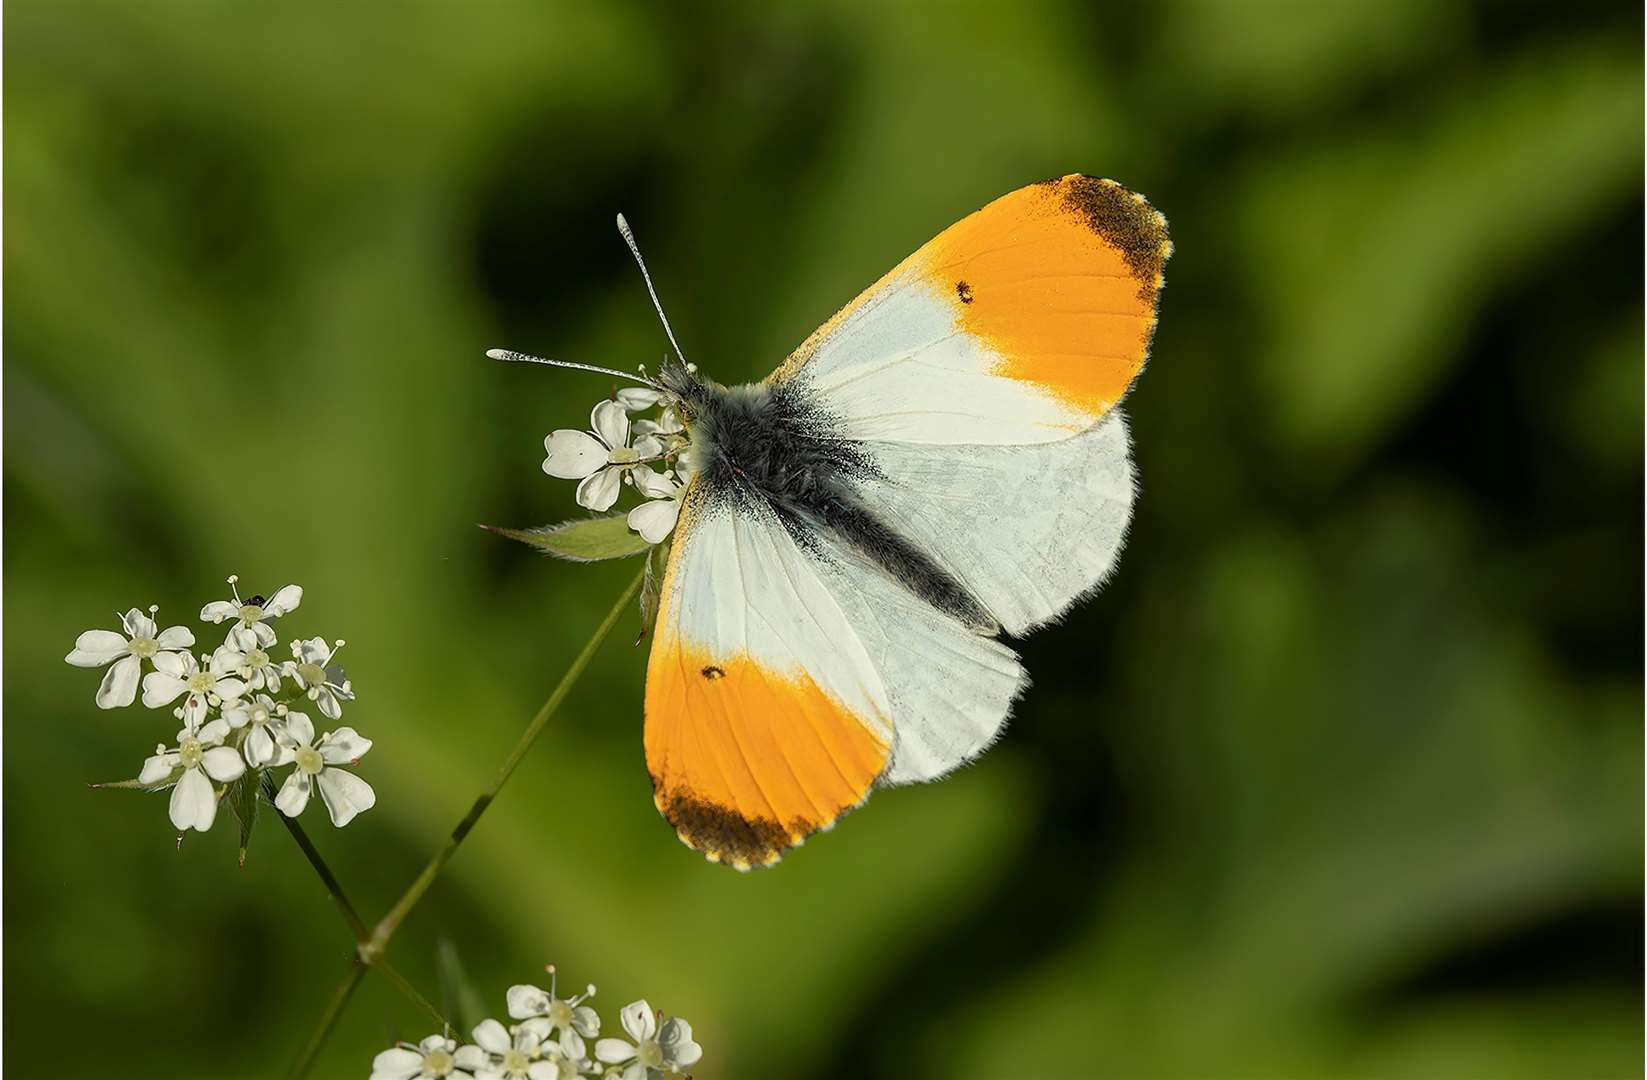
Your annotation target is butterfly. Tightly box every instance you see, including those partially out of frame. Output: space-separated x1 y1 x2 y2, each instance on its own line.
500 175 1169 869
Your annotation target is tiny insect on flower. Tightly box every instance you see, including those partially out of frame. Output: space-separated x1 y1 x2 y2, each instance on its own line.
200 575 302 647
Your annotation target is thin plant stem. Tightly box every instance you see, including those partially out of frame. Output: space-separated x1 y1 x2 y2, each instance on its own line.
289 959 367 1080
364 566 644 960
272 784 370 942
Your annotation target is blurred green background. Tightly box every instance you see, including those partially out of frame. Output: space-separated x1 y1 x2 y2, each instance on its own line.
6 2 1642 1077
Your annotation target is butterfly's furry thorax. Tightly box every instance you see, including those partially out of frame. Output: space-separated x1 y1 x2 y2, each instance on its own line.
658 363 999 634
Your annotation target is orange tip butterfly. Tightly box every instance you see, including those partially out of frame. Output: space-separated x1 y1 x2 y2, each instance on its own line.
496 175 1171 869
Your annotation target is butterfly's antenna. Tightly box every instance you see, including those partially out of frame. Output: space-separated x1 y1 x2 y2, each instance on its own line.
485 349 662 390
616 213 689 369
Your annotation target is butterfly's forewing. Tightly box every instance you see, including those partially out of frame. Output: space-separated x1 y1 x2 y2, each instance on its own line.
770 174 1169 446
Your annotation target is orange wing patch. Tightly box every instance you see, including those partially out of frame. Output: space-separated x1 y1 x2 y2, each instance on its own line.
920 174 1171 416
645 635 890 870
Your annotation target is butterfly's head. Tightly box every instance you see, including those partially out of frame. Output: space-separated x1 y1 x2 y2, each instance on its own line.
656 359 714 427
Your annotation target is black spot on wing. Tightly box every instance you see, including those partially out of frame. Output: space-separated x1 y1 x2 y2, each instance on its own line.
1043 174 1172 303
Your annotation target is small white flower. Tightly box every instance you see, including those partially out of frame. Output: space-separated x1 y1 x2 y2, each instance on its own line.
141 650 248 713
283 637 354 720
509 971 600 1047
542 400 665 512
471 1017 587 1080
65 606 195 709
214 626 284 693
371 1034 485 1080
199 575 302 647
272 712 375 826
137 718 246 832
626 471 684 546
221 693 293 767
594 1001 701 1079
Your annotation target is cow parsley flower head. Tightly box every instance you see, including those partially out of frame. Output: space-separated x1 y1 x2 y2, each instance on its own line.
374 973 698 1080
595 1001 701 1079
73 576 377 844
66 606 195 709
200 575 302 646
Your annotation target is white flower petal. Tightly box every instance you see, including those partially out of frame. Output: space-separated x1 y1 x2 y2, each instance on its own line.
615 387 662 411
141 672 189 708
631 467 677 500
319 726 372 764
418 1035 455 1054
244 726 277 767
275 770 312 817
315 768 375 826
370 1046 424 1080
169 767 217 832
473 1018 511 1055
507 984 549 1020
151 651 191 677
526 1062 559 1080
620 1001 655 1043
198 717 232 743
66 629 129 667
200 600 239 624
123 609 157 639
630 434 663 459
313 685 343 721
594 1039 637 1065
590 399 630 449
659 1018 700 1068
627 498 680 545
95 654 143 709
265 584 303 616
138 751 180 785
156 624 195 649
543 430 608 480
576 468 622 512
571 1005 600 1038
559 1030 586 1061
212 676 248 701
620 1062 647 1080
201 746 246 783
285 711 316 746
454 1044 488 1070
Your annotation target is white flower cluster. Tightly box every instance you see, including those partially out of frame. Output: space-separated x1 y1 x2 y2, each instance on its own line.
66 576 376 833
542 387 692 545
371 968 701 1080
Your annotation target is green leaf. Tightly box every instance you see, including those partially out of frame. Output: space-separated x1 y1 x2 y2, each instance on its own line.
481 515 651 561
227 775 260 868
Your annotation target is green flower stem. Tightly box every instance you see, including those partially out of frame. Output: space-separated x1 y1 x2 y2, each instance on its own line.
287 567 645 1077
288 959 367 1080
362 566 644 962
273 787 370 942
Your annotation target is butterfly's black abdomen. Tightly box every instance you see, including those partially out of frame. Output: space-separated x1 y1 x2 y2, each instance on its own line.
665 366 999 635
